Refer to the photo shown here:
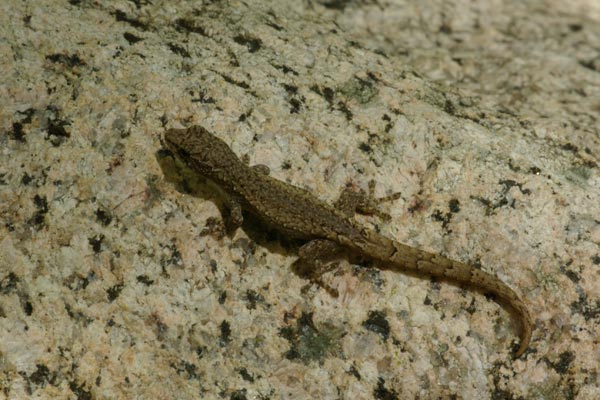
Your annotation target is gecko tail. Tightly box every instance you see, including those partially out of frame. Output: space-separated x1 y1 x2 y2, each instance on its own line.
462 265 532 358
415 256 533 358
361 234 533 358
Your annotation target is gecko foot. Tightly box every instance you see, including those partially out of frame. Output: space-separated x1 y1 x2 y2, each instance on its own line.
335 180 402 220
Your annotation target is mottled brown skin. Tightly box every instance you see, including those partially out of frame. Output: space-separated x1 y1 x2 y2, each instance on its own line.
164 126 532 358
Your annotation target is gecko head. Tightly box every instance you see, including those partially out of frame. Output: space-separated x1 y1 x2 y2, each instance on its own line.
164 126 238 174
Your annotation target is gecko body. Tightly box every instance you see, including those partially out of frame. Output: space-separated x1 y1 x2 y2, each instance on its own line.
164 126 532 357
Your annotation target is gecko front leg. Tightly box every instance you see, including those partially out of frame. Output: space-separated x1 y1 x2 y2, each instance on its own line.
224 164 267 231
221 193 243 234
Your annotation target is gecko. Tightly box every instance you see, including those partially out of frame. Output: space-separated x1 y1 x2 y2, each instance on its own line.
163 125 532 358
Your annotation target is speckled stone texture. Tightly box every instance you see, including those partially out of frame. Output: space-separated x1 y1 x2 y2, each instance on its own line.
1 0 599 399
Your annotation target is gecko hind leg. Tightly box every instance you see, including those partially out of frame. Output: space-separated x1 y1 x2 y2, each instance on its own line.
292 239 344 297
335 180 402 220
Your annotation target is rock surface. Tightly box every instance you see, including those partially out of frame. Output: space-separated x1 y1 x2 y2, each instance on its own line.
1 1 599 398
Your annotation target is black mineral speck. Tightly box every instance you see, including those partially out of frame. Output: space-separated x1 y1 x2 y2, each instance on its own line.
123 32 143 44
11 122 27 142
347 364 361 380
238 367 254 382
113 9 149 30
561 142 578 153
230 389 248 400
337 101 353 120
191 89 215 104
448 198 460 213
319 0 352 11
310 85 335 106
219 320 232 346
88 235 104 253
175 18 208 36
95 208 113 226
170 360 198 379
69 381 92 400
218 290 227 304
106 284 124 302
432 209 451 230
570 291 600 321
359 142 372 153
29 364 55 386
289 97 302 113
168 42 190 58
31 194 46 210
23 299 33 316
162 243 182 267
564 269 580 283
21 173 34 186
273 63 298 75
243 289 265 310
374 377 399 400
46 53 85 68
195 345 206 358
1 272 19 294
29 195 48 228
47 118 71 146
136 275 154 286
362 310 390 340
553 351 576 374
233 34 262 52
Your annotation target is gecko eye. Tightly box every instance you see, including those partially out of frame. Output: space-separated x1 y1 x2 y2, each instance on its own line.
176 147 190 159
